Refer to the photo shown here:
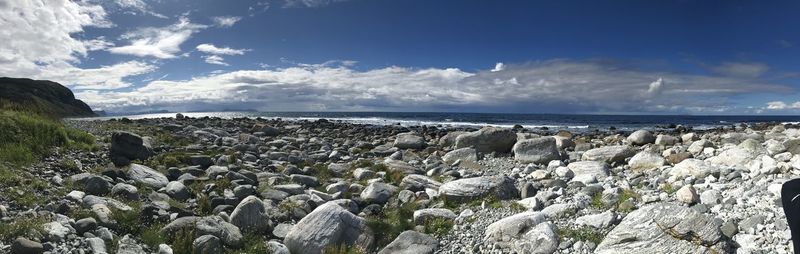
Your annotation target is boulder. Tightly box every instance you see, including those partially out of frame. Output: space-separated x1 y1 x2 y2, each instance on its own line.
512 137 561 164
284 202 374 254
11 237 43 254
655 134 678 146
669 159 718 178
438 175 518 203
676 185 698 204
378 231 438 254
412 208 457 225
110 131 153 166
627 130 655 145
438 131 468 148
628 151 666 171
230 196 271 234
193 235 222 254
595 203 728 253
581 145 636 164
566 161 609 182
165 181 190 201
575 211 616 229
454 127 517 154
360 182 398 204
484 212 558 254
161 216 243 247
126 164 169 189
687 140 714 155
442 147 479 164
394 133 426 149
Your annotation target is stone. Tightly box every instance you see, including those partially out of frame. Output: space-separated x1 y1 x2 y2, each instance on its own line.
378 231 438 254
682 133 699 143
161 216 243 247
268 241 291 254
87 237 107 254
44 221 71 242
117 234 146 254
353 168 376 180
83 175 113 195
512 137 561 164
516 197 543 210
442 147 479 164
627 130 656 145
699 190 722 205
193 235 222 254
595 203 727 253
190 155 214 168
454 126 517 154
157 244 173 254
400 174 442 192
687 140 714 155
76 217 98 234
484 212 557 253
111 183 139 200
628 151 666 171
12 237 44 254
360 182 398 204
438 175 518 203
669 159 718 178
438 131 468 148
165 181 190 201
412 208 457 225
284 202 374 254
394 132 426 149
110 131 154 166
575 211 616 229
126 164 169 189
676 185 698 204
230 196 271 234
581 145 636 164
566 161 609 183
655 134 678 146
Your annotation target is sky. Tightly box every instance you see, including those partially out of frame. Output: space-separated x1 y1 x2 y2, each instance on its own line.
2 0 800 114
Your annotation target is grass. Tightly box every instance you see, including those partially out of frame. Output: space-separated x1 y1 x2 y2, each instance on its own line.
0 163 50 207
140 223 166 249
0 110 96 164
557 225 605 244
662 182 677 194
142 151 191 169
323 244 366 254
170 227 195 254
382 169 405 186
365 202 417 248
225 234 270 254
59 158 80 171
423 218 454 236
0 216 47 242
590 189 641 212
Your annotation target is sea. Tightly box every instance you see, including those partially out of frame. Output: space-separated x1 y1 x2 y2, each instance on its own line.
74 111 800 133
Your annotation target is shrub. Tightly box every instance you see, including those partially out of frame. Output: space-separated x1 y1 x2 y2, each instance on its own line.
0 216 47 242
557 225 605 244
365 203 417 248
423 218 454 236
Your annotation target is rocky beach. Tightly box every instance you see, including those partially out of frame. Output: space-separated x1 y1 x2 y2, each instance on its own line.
0 114 797 254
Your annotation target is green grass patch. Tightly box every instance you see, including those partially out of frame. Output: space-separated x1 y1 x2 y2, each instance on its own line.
0 110 96 164
365 202 418 248
0 164 49 207
0 216 47 242
323 244 366 254
662 182 676 194
557 225 605 244
225 234 270 254
423 218 454 236
140 223 166 249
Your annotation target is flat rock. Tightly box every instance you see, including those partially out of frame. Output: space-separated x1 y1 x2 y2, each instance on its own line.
512 137 561 164
378 231 438 254
454 126 517 154
284 202 374 254
126 164 169 189
438 175 518 203
581 145 636 164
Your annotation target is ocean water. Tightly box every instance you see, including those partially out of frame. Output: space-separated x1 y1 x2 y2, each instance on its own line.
75 111 800 132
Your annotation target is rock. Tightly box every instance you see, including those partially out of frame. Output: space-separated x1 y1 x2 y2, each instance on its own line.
161 216 243 247
83 175 113 195
44 221 71 241
595 203 727 253
628 151 666 171
360 182 397 204
575 211 616 229
400 174 442 192
413 208 457 225
193 235 222 254
707 141 762 168
290 174 320 187
251 124 280 136
484 212 557 253
12 237 44 254
230 196 271 234
117 234 146 254
581 145 635 164
394 132 426 149
76 217 98 234
110 131 154 166
126 164 169 189
516 197 543 210
87 237 107 254
378 231 438 254
655 134 678 146
785 138 800 154
353 168 376 181
566 161 609 183
682 133 699 143
111 183 139 200
512 137 561 164
165 181 190 201
699 190 722 205
157 244 173 254
268 241 291 254
676 185 698 204
454 126 517 154
438 131 468 148
627 130 655 145
284 202 374 254
687 140 714 155
438 175 518 203
190 155 214 168
442 147 479 164
669 159 718 178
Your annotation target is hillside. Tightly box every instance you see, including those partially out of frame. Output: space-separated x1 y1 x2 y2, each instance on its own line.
0 77 96 117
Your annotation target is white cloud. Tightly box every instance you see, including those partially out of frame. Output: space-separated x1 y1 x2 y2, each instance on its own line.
39 61 157 90
203 55 228 66
766 101 800 110
283 0 349 8
647 77 665 96
212 16 242 28
710 62 769 78
109 16 207 59
491 62 505 72
112 0 167 18
84 37 115 51
75 60 793 113
196 44 249 55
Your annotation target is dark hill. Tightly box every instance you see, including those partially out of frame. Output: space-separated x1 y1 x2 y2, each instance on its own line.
0 77 96 117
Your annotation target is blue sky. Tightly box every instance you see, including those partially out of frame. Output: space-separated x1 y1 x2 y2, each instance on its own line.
2 0 800 114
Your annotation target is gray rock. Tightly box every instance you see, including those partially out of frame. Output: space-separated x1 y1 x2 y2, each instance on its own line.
400 174 442 192
394 132 426 149
566 161 609 183
687 140 714 155
190 155 214 168
378 231 438 254
272 223 293 239
699 190 722 205
454 126 517 154
628 151 666 171
165 181 190 201
413 208 457 225
575 211 616 229
117 234 146 254
44 221 71 242
161 216 243 248
353 168 376 180
438 131 468 148
230 196 271 234
670 159 718 178
110 131 153 166
655 134 678 146
595 203 727 253
581 145 636 164
87 237 107 254
157 244 173 254
284 202 374 254
627 130 656 145
76 217 98 234
111 183 139 200
512 137 561 164
360 182 398 204
193 235 222 254
12 237 43 254
484 212 558 253
676 185 698 204
438 175 518 203
83 175 113 195
126 164 169 189
442 147 479 164
268 240 291 254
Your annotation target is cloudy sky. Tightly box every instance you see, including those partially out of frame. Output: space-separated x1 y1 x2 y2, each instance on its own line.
2 0 800 114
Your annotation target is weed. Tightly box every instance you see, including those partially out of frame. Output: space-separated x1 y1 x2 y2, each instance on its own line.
226 234 270 254
323 244 365 254
170 227 195 254
0 110 96 164
382 169 404 186
662 182 676 194
423 218 454 236
365 202 417 248
140 223 165 249
0 216 47 242
557 225 605 244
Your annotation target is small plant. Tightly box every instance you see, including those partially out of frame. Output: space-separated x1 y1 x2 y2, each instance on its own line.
382 169 404 186
59 158 80 171
365 202 417 247
509 202 527 211
323 244 366 254
197 194 213 216
423 218 454 236
170 227 195 254
662 182 676 194
557 225 604 244
0 216 47 242
226 234 270 254
140 223 165 249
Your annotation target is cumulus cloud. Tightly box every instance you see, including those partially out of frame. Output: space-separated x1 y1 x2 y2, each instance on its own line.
112 0 167 18
491 62 505 72
75 59 793 113
646 78 665 96
39 61 157 90
109 16 207 59
84 37 115 51
766 101 800 110
196 44 249 55
212 16 242 27
710 62 769 78
203 55 228 66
